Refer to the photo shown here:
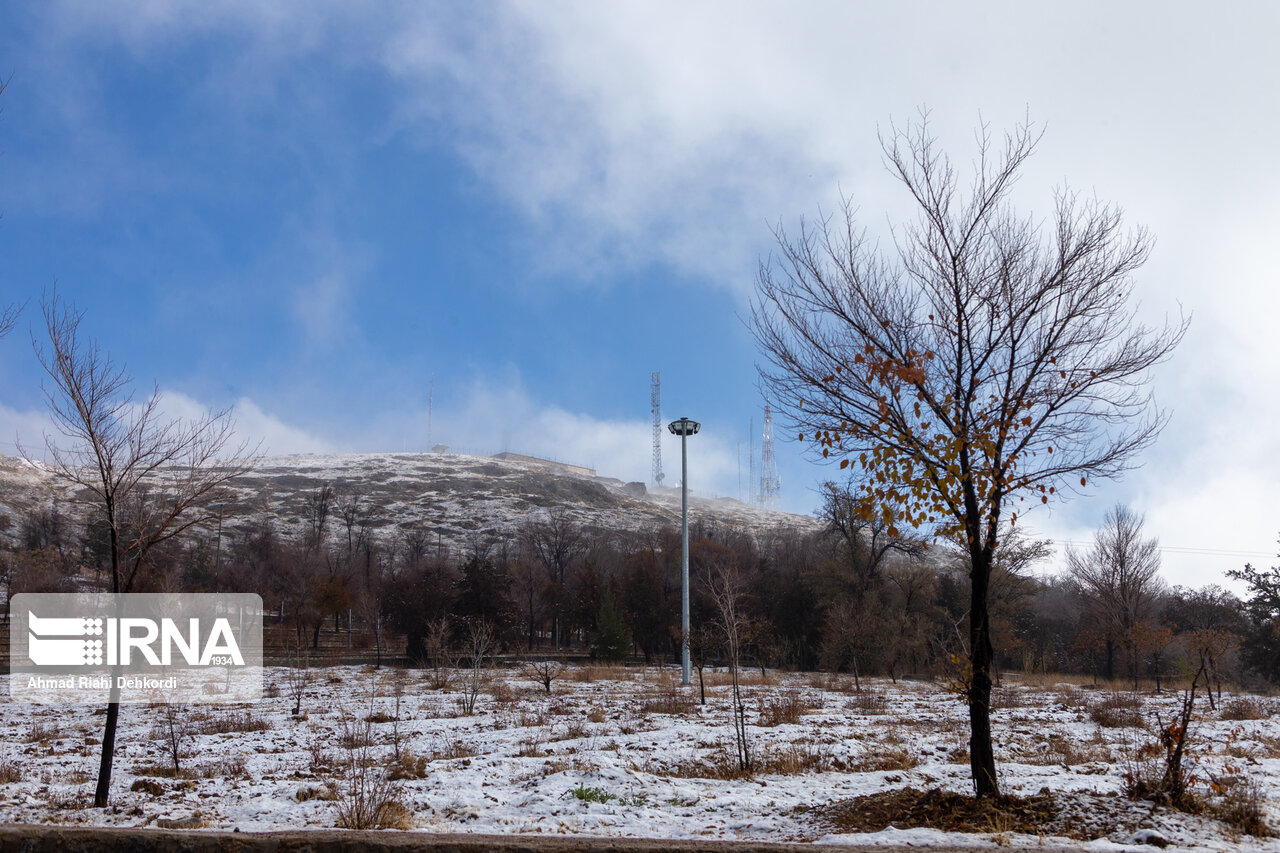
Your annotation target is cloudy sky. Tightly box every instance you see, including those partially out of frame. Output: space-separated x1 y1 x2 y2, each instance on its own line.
0 2 1276 589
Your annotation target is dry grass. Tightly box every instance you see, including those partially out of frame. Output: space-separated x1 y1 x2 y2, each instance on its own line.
23 722 59 744
844 691 890 715
296 782 340 802
990 687 1032 710
1219 697 1269 721
387 751 428 781
1024 733 1114 766
0 761 21 784
568 665 623 683
755 742 834 775
639 688 695 716
1089 693 1145 729
1211 777 1273 837
700 669 778 688
849 746 918 772
551 720 588 742
193 711 272 734
758 690 816 727
130 757 248 780
489 679 521 705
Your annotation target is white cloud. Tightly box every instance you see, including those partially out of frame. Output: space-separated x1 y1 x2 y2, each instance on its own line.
0 391 335 463
148 391 335 457
428 380 743 500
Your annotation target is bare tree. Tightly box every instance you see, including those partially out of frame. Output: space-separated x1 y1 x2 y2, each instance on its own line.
457 618 493 716
751 113 1186 796
1068 504 1166 685
522 657 567 694
26 291 256 807
522 508 587 648
700 542 752 774
154 704 192 776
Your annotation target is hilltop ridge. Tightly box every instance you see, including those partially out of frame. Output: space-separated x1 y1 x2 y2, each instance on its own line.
0 451 818 553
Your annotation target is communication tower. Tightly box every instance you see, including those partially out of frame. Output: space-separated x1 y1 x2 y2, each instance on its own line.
759 403 780 509
650 372 664 486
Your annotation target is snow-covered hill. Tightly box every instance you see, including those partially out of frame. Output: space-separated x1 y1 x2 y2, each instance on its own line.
0 451 819 552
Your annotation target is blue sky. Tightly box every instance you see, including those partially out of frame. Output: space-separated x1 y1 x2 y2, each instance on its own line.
2 2 1278 589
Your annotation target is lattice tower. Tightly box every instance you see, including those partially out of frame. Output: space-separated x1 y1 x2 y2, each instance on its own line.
759 403 780 508
650 372 664 485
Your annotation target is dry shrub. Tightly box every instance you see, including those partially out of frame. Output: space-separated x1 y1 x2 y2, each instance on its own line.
655 748 752 780
845 691 890 715
755 743 833 775
639 688 694 716
0 761 21 784
195 711 272 734
333 712 412 830
24 722 59 743
758 690 815 727
207 757 249 779
569 664 619 683
516 708 548 728
517 732 547 758
1220 697 1269 721
1211 777 1272 837
334 774 412 830
552 720 588 742
433 738 478 761
850 746 917 772
309 735 335 773
387 750 428 781
1255 734 1280 758
806 671 843 690
489 679 519 705
296 782 340 802
339 721 375 751
1089 693 1144 728
990 687 1031 710
131 763 185 779
130 778 166 796
1030 733 1113 766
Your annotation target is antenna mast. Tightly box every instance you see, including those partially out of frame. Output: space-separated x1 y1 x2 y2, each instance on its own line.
650 372 664 486
759 403 780 509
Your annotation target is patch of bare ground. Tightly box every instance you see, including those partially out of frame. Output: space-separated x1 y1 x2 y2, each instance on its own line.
813 786 1273 843
815 787 1059 837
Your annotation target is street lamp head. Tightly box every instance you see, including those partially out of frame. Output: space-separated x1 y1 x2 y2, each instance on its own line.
667 417 700 436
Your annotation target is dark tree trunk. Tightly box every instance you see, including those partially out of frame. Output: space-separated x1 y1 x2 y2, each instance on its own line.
968 545 999 798
94 519 121 808
93 697 120 807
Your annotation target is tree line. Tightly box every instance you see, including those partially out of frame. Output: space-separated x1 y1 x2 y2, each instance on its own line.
6 483 1277 691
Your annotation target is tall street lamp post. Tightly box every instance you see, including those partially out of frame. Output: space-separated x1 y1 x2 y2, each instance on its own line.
667 416 700 686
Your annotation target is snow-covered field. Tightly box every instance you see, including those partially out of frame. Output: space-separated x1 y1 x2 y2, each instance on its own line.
1 666 1277 850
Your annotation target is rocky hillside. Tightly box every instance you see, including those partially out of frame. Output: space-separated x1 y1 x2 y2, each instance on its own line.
0 451 819 552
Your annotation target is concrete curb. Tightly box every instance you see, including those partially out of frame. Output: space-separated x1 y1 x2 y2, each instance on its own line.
0 826 1082 852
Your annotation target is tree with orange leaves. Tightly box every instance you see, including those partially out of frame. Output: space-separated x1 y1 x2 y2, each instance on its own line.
751 112 1186 796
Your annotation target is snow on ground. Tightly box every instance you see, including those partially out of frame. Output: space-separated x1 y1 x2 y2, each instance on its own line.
0 666 1277 849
